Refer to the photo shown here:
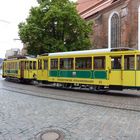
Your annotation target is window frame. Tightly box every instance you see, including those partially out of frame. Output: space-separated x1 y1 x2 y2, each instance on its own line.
111 56 122 70
94 56 106 70
124 55 135 70
50 59 58 70
33 61 36 70
44 59 48 70
60 58 74 70
75 57 92 70
137 55 140 70
38 59 42 70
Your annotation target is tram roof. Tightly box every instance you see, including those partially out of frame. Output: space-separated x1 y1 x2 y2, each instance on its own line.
4 56 36 61
48 48 138 56
49 49 111 56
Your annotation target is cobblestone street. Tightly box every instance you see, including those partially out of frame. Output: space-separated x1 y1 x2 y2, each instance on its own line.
0 78 140 140
1 0 140 139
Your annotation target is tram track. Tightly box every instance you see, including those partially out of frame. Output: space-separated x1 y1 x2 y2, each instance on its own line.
2 84 140 113
4 83 140 104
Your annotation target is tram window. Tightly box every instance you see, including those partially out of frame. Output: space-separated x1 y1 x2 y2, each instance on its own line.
124 55 134 70
7 63 9 69
15 62 18 70
44 60 48 69
13 63 15 69
11 63 13 69
33 61 36 70
75 57 92 69
137 55 140 70
10 63 11 69
38 60 42 70
51 59 58 69
10 63 12 69
94 57 105 70
9 63 11 69
111 57 121 69
24 61 28 70
30 61 33 69
19 62 21 69
60 58 73 69
21 61 25 69
12 63 14 69
14 63 15 69
25 62 27 69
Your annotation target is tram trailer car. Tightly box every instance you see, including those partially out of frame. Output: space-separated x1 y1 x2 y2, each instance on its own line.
37 48 140 91
2 57 37 83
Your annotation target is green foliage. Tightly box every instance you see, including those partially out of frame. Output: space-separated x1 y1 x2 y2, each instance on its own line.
18 0 93 55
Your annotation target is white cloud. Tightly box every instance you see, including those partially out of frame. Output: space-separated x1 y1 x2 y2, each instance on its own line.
0 0 77 58
0 0 38 58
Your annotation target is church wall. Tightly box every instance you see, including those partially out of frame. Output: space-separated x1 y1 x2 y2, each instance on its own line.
86 0 140 50
127 0 140 49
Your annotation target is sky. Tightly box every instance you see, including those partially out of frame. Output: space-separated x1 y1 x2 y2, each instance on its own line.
0 0 77 58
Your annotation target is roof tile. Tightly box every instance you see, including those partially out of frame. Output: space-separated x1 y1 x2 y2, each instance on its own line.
77 0 103 14
77 0 117 19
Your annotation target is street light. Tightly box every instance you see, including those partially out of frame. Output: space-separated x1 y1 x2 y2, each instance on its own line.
13 38 21 41
0 19 10 24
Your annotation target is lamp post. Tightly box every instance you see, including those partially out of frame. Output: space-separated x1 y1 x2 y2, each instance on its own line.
13 38 21 41
0 19 10 24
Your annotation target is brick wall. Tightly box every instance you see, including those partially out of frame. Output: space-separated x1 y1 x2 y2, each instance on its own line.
86 0 140 49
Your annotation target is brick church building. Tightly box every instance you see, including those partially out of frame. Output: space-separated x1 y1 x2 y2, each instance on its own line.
77 0 140 50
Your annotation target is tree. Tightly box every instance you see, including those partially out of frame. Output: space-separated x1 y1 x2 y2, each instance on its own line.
18 0 92 56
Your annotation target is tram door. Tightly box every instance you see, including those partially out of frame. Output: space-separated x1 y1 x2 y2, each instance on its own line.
136 55 140 87
38 59 43 80
20 61 25 78
123 55 136 87
109 56 123 87
43 59 48 80
38 59 48 81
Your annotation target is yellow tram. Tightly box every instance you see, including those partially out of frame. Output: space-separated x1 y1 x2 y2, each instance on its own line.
37 48 140 90
2 56 37 83
2 48 140 91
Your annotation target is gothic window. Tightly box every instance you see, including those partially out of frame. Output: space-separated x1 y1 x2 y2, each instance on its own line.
111 13 120 48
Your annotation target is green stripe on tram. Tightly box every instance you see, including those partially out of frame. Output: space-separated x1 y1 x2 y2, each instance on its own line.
59 70 73 78
5 70 18 74
49 70 107 79
59 70 91 78
49 70 58 77
94 70 107 79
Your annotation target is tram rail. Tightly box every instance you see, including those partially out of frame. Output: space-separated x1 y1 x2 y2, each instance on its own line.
2 83 140 113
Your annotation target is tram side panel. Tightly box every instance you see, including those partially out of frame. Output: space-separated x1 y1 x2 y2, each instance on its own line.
2 60 20 79
37 57 49 83
108 53 140 90
48 55 110 88
21 60 37 81
136 54 140 89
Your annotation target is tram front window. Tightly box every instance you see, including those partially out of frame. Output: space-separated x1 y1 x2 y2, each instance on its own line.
124 55 134 70
137 55 140 70
111 57 121 69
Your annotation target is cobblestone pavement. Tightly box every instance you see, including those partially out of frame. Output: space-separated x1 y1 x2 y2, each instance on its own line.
0 78 140 140
2 78 140 112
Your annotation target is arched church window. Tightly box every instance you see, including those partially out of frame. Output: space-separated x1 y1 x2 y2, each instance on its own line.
111 13 120 48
